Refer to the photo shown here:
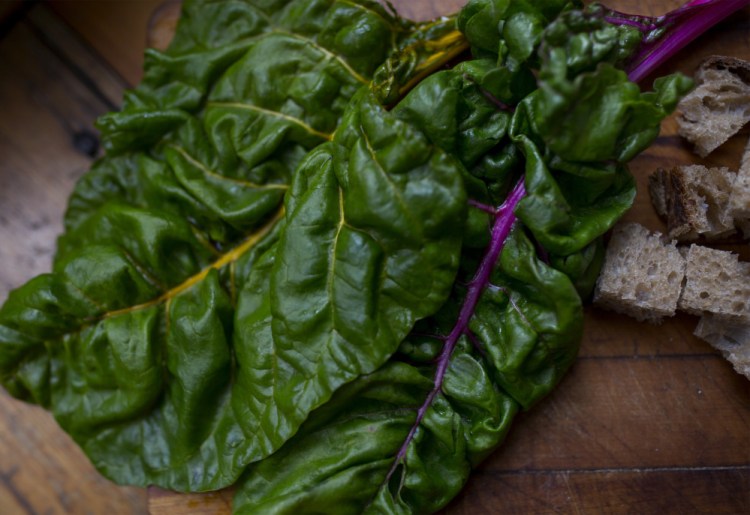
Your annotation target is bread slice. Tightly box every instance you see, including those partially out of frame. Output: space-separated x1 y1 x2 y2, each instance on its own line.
678 244 750 322
594 223 686 323
694 313 750 379
649 165 736 241
677 56 750 157
728 137 750 232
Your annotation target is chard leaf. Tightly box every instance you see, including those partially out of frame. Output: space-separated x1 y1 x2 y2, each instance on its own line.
467 228 582 407
0 209 282 490
510 127 637 256
230 89 466 464
232 228 580 514
233 354 519 515
527 64 691 164
0 0 703 507
97 0 408 153
0 2 472 490
457 0 579 63
0 0 436 492
230 2 695 510
70 0 410 251
389 67 521 245
371 17 469 105
507 14 692 257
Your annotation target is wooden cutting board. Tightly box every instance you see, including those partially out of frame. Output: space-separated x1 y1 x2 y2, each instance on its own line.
0 1 748 514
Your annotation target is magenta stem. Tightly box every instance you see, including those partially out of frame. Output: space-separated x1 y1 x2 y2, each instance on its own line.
378 0 750 490
621 0 750 82
384 178 527 483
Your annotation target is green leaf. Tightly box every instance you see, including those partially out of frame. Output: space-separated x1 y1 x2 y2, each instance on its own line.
233 355 518 515
507 39 690 257
97 0 407 153
0 0 696 506
0 208 282 490
85 0 408 239
228 3 688 509
232 229 580 513
511 127 637 256
1 0 434 491
468 228 583 407
458 0 580 61
371 17 469 105
530 64 673 163
230 89 466 464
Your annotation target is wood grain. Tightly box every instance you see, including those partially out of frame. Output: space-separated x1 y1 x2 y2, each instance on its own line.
487 358 750 471
46 0 165 85
0 393 147 514
0 10 115 299
0 0 747 514
0 4 147 514
448 468 750 514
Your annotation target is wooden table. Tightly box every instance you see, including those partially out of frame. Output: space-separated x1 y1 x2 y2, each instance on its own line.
0 1 748 514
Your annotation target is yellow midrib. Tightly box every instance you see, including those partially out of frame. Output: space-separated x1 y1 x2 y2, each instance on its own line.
398 30 470 99
103 208 283 320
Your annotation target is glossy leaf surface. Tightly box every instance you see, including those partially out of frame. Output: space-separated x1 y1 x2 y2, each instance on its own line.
0 0 698 510
229 90 466 463
233 229 580 514
230 1 690 511
0 0 457 491
233 354 519 515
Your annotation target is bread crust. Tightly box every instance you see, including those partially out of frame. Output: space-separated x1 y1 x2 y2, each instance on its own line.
695 314 750 379
648 165 736 241
728 138 750 228
696 55 750 84
677 55 750 157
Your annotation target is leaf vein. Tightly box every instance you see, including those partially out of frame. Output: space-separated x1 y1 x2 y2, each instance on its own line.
360 128 420 234
62 210 285 338
272 29 368 85
326 187 346 333
169 144 288 190
206 101 334 142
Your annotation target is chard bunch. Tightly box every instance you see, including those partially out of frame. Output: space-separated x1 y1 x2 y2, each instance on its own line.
0 0 745 512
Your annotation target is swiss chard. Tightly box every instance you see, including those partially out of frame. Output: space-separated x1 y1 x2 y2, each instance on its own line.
229 89 467 464
0 0 467 491
231 0 730 512
0 0 745 512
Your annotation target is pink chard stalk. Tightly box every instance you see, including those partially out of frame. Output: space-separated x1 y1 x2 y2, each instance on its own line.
386 0 749 483
610 0 750 82
384 178 526 484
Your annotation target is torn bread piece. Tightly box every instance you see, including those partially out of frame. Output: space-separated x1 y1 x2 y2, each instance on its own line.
649 165 736 241
694 314 750 379
594 223 686 323
676 56 750 157
728 138 750 236
678 244 750 322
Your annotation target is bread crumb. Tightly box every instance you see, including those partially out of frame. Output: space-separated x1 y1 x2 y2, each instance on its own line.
694 314 750 379
678 245 750 322
677 56 750 157
594 223 686 323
